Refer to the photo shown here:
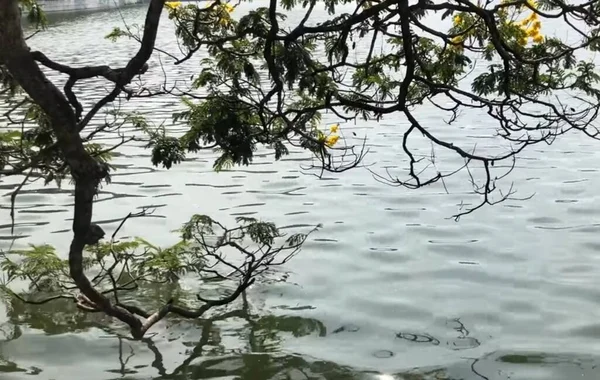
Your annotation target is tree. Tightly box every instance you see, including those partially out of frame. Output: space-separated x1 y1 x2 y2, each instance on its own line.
1 0 599 339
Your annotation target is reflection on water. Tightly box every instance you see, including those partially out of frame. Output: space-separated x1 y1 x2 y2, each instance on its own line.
3 2 600 380
0 298 599 380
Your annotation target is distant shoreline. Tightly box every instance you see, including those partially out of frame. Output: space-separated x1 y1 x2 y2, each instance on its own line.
35 0 151 14
28 0 208 16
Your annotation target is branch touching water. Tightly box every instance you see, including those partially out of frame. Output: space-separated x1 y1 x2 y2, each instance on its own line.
2 0 600 338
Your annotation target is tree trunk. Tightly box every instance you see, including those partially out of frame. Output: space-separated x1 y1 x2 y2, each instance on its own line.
0 0 143 337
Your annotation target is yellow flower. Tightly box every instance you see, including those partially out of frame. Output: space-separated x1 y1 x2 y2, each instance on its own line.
325 134 340 147
223 3 234 13
450 35 465 51
330 124 339 133
532 34 544 43
450 35 464 44
532 20 542 29
526 27 539 37
207 1 234 12
453 15 463 25
165 1 181 10
526 0 537 8
205 1 234 25
518 37 528 46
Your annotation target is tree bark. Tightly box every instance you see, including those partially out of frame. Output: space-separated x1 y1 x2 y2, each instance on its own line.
0 0 165 338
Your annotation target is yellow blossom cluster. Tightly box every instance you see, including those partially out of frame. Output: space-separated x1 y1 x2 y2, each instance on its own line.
453 14 463 26
517 9 544 45
164 0 235 25
207 1 235 26
165 1 181 10
524 0 537 10
450 35 464 47
209 1 234 13
317 124 341 147
452 1 545 50
451 14 466 51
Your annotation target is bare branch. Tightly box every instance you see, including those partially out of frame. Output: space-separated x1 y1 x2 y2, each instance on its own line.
9 168 33 235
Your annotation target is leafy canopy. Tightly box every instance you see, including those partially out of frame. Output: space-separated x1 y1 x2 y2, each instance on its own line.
139 0 600 218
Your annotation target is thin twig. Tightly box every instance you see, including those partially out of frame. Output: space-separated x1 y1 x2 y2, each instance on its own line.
10 169 33 235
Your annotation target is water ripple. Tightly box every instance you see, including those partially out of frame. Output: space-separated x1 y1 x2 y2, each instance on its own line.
0 4 598 379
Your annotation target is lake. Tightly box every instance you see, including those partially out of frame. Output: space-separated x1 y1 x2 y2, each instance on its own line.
1 2 600 379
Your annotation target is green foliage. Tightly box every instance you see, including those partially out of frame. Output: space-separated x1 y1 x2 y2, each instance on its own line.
140 0 600 181
179 214 295 248
131 117 186 169
104 27 131 42
0 213 313 308
149 134 186 169
3 0 599 204
178 96 262 170
180 214 216 239
19 0 47 28
130 238 200 282
0 244 67 292
237 217 280 245
2 0 600 332
0 98 118 186
84 143 114 164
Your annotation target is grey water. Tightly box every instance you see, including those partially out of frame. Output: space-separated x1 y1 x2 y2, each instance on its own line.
1 2 600 379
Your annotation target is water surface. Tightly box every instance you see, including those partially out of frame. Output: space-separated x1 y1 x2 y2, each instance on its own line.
1 3 600 379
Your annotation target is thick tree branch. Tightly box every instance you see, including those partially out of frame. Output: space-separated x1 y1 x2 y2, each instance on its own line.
0 0 166 339
77 0 165 130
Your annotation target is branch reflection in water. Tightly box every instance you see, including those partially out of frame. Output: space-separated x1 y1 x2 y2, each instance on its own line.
0 292 598 380
0 290 447 379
